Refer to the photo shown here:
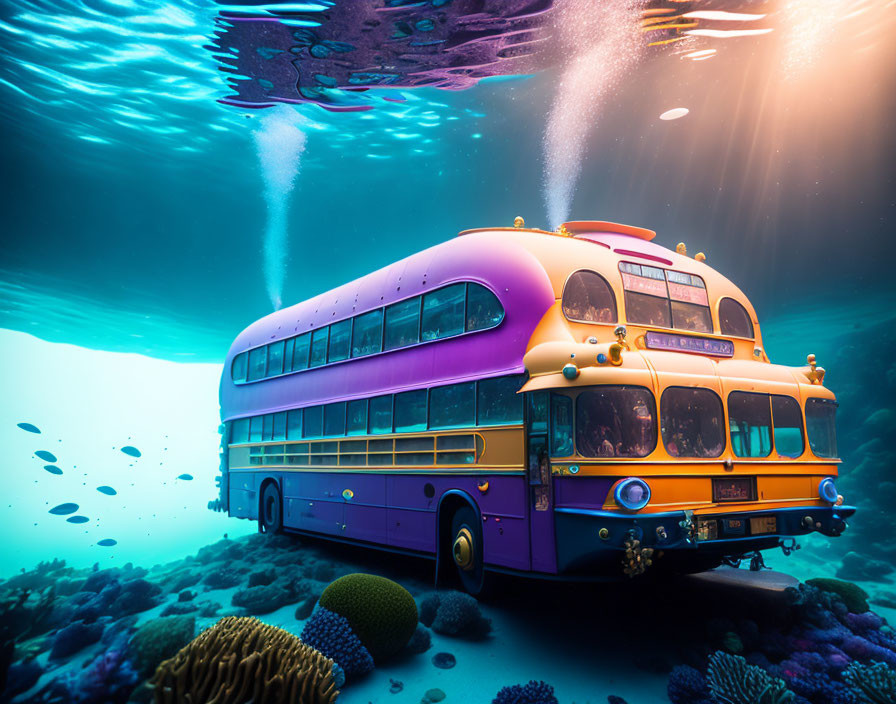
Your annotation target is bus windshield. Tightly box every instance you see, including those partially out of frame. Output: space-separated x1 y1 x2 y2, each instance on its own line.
661 387 725 457
575 386 656 458
806 398 838 458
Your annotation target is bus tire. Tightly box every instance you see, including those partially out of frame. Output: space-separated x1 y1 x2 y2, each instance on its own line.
259 481 283 534
449 505 488 597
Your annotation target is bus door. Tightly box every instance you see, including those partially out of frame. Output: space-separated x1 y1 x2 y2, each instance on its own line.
527 391 557 573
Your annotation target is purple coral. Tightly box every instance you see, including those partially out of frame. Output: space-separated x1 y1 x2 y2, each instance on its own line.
492 680 558 704
667 665 712 704
300 607 374 679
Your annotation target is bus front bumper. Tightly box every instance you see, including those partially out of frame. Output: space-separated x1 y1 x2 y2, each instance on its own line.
553 504 856 575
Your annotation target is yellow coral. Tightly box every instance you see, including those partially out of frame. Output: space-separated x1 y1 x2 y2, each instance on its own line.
151 616 339 704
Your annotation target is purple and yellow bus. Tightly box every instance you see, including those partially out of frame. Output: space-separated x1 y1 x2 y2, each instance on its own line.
213 219 853 593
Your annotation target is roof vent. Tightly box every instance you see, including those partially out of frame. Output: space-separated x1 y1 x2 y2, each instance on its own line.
562 221 656 241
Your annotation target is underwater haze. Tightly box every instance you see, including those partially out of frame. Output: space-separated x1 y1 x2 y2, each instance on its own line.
2 0 896 703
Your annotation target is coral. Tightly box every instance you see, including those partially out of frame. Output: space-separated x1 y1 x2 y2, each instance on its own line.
231 578 306 615
161 601 199 617
419 592 439 627
203 566 244 590
423 688 447 703
195 538 244 565
707 651 795 704
111 578 162 616
492 680 559 704
806 578 870 614
786 671 854 704
836 552 894 583
3 659 43 698
723 631 745 654
199 600 222 618
41 635 140 703
842 660 896 704
668 665 712 704
432 651 456 669
128 615 196 679
50 619 104 659
405 624 432 654
418 591 491 639
3 559 68 593
151 616 338 704
168 570 202 593
248 568 277 588
318 573 417 661
300 607 374 679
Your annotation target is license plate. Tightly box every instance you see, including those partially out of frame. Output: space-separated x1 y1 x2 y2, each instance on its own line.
712 477 756 502
723 518 745 535
750 516 777 535
697 518 718 541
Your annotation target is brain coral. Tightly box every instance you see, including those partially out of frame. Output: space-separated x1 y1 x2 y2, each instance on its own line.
319 573 417 661
151 616 338 704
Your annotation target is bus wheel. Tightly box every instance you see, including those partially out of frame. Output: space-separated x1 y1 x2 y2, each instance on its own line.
259 482 283 534
450 505 487 596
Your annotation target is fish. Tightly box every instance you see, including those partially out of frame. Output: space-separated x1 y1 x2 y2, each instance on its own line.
177 473 194 481
96 485 117 495
120 446 141 458
43 465 63 475
49 503 79 515
97 538 117 547
67 516 89 524
35 451 57 462
17 422 41 434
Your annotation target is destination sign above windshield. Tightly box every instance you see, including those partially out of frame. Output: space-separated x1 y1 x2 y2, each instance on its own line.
645 331 735 357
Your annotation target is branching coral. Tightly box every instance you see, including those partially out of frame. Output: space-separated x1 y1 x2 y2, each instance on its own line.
707 651 795 704
842 660 896 704
151 616 338 704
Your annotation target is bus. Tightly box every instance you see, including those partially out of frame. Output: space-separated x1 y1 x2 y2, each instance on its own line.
211 219 854 594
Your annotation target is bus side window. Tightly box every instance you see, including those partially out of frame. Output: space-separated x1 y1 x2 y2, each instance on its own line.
550 394 574 457
368 395 393 434
477 376 524 426
466 283 504 332
384 297 421 350
247 346 267 381
309 327 329 367
231 418 250 444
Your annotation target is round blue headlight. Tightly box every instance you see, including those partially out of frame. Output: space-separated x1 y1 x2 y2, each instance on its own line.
614 478 651 511
819 477 838 504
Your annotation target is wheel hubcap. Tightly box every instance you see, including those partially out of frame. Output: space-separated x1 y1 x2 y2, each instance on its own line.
453 528 474 571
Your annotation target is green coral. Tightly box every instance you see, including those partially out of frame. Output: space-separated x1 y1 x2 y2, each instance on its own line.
707 651 794 704
806 577 870 613
843 660 896 704
318 573 417 662
128 615 196 678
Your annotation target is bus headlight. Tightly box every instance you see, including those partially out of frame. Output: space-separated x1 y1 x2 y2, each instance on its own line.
615 478 651 511
819 477 838 504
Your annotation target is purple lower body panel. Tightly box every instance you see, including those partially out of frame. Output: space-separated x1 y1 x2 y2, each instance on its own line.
231 470 530 571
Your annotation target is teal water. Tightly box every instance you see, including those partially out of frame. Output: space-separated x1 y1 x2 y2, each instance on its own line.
2 1 896 702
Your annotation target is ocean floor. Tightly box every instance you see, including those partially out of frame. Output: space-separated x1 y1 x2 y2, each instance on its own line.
4 529 896 704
